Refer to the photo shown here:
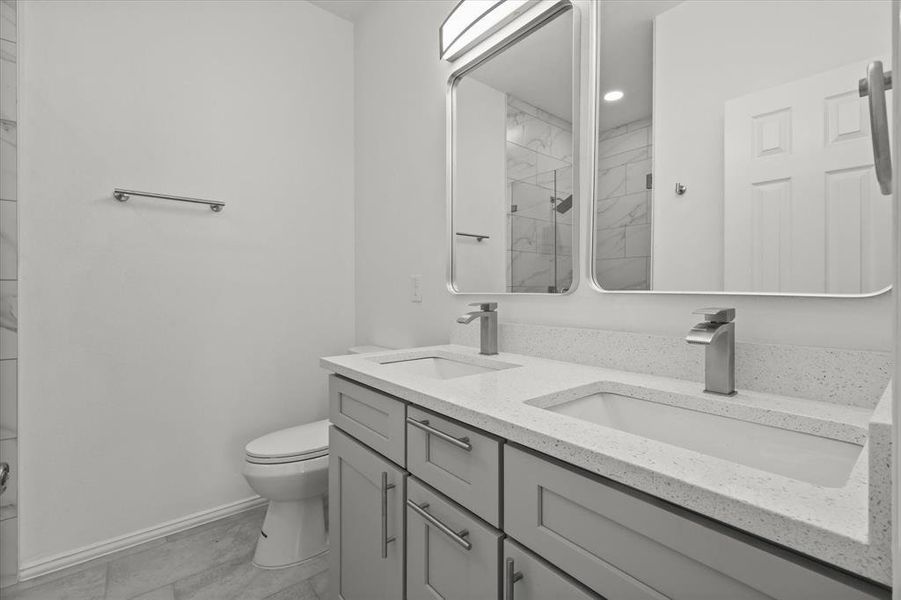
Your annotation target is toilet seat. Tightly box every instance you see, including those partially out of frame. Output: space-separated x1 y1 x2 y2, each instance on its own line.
245 419 329 465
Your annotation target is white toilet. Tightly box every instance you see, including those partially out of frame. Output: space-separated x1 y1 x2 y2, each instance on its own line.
243 419 330 569
242 345 390 569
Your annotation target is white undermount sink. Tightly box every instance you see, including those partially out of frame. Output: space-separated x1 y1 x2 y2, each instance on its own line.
544 392 863 487
377 356 508 380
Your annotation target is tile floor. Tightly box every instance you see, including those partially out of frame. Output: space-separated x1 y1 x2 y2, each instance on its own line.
1 506 329 600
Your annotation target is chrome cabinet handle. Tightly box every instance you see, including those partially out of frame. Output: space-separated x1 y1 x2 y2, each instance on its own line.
0 462 8 495
380 472 396 559
859 61 893 195
406 417 472 451
504 557 524 600
406 499 472 551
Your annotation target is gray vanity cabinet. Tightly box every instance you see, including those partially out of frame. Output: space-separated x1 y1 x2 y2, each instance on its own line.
406 478 502 600
328 426 405 600
504 445 889 600
503 540 601 600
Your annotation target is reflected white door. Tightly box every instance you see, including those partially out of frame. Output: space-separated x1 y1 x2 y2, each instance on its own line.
724 60 892 294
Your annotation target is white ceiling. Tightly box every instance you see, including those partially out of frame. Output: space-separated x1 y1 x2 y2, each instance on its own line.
469 10 574 121
307 0 373 23
597 0 683 131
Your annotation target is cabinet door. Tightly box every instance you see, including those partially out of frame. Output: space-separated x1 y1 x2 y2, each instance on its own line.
406 478 501 600
329 426 405 600
503 539 601 600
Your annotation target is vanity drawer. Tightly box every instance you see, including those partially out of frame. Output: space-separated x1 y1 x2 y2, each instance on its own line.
406 406 502 527
406 477 502 600
504 539 602 600
329 375 406 466
504 445 889 600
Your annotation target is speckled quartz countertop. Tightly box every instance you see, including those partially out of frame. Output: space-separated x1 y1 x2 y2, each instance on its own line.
321 344 892 585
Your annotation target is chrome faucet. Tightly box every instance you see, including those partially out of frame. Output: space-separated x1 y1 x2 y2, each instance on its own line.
686 308 736 396
457 302 498 355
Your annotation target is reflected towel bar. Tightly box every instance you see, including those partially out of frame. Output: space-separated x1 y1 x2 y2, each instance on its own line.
456 232 489 241
113 188 225 212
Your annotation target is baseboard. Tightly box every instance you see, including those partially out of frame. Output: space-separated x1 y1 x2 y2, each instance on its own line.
19 495 267 582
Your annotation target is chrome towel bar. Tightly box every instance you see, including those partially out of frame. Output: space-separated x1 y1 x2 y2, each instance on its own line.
455 232 489 242
113 188 225 212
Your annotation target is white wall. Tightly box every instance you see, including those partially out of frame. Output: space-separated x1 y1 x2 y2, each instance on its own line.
454 77 507 292
353 0 892 356
18 0 354 565
652 0 891 291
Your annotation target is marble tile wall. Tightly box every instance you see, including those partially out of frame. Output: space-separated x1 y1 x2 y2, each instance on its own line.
595 117 652 290
505 95 573 292
0 0 16 589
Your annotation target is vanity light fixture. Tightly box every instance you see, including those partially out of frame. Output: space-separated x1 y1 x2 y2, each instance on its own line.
440 0 539 61
603 90 624 102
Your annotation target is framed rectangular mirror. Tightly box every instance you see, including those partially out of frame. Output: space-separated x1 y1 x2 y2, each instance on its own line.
591 0 892 296
448 2 579 294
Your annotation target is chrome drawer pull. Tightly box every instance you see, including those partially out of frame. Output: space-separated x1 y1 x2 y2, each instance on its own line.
505 557 524 600
380 472 397 559
406 417 473 451
407 499 473 551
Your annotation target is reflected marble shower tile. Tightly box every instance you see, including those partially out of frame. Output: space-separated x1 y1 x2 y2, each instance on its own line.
0 39 15 122
0 120 14 201
549 128 573 163
598 127 648 159
506 142 537 182
595 192 648 228
625 158 652 194
625 223 651 258
595 227 626 259
628 118 652 132
556 254 573 292
510 216 538 252
0 359 15 437
1 200 16 278
510 181 551 219
596 257 648 291
535 220 556 255
535 158 571 192
510 251 553 289
596 146 650 173
598 123 628 141
0 439 15 519
132 586 176 600
0 0 15 43
555 223 573 257
596 165 626 200
0 280 15 359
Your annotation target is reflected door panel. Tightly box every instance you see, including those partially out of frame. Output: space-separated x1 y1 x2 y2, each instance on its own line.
724 60 892 294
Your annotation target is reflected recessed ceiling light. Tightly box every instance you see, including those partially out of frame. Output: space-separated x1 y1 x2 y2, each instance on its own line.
604 90 624 102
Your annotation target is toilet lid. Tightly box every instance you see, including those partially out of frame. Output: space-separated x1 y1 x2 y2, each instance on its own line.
245 419 329 462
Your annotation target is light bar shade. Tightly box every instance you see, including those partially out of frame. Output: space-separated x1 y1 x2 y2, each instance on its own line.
440 0 537 61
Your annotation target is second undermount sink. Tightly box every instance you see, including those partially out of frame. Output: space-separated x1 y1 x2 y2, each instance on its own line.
543 391 863 487
377 356 511 380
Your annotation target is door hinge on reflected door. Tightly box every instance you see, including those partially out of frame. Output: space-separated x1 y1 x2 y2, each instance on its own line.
646 173 653 190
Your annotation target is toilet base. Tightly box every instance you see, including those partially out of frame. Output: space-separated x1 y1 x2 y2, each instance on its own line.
252 496 328 569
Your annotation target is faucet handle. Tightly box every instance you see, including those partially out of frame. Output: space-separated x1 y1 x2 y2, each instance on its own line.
693 307 735 323
469 302 498 312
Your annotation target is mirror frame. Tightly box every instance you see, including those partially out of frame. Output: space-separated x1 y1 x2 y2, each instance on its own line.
587 3 891 299
446 0 583 296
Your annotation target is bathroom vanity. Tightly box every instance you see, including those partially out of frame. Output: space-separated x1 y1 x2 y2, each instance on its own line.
322 346 892 600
